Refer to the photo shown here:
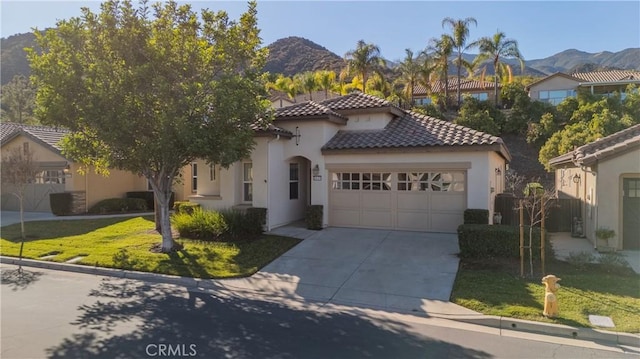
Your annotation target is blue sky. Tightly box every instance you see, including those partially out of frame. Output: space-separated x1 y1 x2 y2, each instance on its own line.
1 1 639 61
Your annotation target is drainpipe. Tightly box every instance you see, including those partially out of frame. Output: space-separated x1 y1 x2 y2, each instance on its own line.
581 165 598 250
265 134 281 230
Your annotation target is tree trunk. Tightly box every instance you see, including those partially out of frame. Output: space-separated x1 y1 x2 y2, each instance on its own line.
457 53 462 107
494 60 499 107
18 194 25 271
529 226 534 277
149 174 176 252
154 195 161 232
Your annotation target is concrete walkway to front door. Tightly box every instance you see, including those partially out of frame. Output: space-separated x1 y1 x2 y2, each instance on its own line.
223 224 479 318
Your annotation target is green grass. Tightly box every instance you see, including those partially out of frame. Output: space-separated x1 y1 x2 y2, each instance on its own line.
451 259 640 333
0 216 301 278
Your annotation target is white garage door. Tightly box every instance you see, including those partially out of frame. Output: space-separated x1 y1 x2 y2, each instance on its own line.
329 170 466 232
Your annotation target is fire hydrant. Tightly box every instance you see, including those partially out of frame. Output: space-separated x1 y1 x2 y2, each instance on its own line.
542 275 561 318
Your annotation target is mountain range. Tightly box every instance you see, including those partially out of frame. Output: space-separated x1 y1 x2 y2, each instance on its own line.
2 33 639 86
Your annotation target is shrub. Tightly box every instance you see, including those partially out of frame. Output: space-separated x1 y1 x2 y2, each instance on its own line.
220 209 263 240
306 205 323 230
597 253 631 274
457 224 548 259
50 192 74 216
88 198 147 214
171 208 227 240
464 209 489 224
566 251 596 270
247 207 267 227
126 191 175 210
173 201 201 215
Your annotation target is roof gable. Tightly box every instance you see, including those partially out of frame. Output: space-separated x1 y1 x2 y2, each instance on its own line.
1 123 69 156
549 124 640 167
322 111 511 160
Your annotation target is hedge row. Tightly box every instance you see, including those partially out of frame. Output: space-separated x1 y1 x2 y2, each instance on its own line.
171 207 266 241
457 224 551 259
88 198 148 214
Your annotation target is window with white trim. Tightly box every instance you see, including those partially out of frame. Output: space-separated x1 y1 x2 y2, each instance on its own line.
331 172 391 191
397 172 464 192
191 162 198 193
289 163 299 199
35 170 65 184
243 162 253 202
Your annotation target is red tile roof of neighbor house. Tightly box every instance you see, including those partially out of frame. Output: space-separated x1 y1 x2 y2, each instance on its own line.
413 78 498 96
0 122 69 153
549 124 640 167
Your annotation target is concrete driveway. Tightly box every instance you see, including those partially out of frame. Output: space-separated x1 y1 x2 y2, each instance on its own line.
229 225 476 316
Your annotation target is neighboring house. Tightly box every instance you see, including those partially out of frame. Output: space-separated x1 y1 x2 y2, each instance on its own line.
0 123 190 213
412 78 499 106
549 124 640 250
190 92 512 233
527 70 640 105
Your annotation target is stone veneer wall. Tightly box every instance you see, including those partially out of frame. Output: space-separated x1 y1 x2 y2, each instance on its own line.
69 191 86 214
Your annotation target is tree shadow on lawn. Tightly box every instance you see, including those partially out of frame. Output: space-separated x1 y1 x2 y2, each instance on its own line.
1 267 43 291
46 278 492 359
1 217 144 241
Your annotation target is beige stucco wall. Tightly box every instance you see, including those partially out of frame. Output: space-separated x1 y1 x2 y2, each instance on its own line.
528 76 579 100
597 149 640 249
67 164 148 210
554 148 640 249
2 135 66 163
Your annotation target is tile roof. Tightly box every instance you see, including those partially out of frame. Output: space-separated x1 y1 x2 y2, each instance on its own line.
251 122 293 137
572 70 640 83
0 122 69 153
549 124 640 167
274 101 347 121
414 78 498 96
322 111 510 160
319 91 394 111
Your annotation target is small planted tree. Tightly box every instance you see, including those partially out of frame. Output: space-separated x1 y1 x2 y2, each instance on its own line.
1 146 39 270
517 181 556 277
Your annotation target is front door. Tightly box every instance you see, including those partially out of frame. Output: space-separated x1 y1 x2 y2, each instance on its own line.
623 178 640 250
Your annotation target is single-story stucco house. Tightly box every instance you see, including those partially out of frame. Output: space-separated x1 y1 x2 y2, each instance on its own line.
549 124 640 250
189 91 512 233
412 78 499 106
527 70 640 105
0 122 191 212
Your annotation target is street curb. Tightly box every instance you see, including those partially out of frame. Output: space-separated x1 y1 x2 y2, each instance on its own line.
448 315 640 347
2 256 639 348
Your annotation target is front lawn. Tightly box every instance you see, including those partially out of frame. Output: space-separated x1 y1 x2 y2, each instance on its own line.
451 259 640 333
0 216 300 278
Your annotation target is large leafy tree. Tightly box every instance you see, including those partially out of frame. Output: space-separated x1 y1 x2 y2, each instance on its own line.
1 75 36 124
295 71 317 100
426 35 453 109
344 40 386 93
538 86 640 170
473 30 524 106
441 17 477 107
28 0 270 252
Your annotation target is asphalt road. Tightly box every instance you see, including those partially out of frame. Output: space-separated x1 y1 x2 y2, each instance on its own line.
1 264 638 359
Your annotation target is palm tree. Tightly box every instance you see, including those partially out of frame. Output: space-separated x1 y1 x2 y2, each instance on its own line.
396 49 422 106
295 72 317 101
442 17 477 107
344 40 386 93
314 70 336 99
269 75 299 101
426 35 453 109
472 30 524 106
